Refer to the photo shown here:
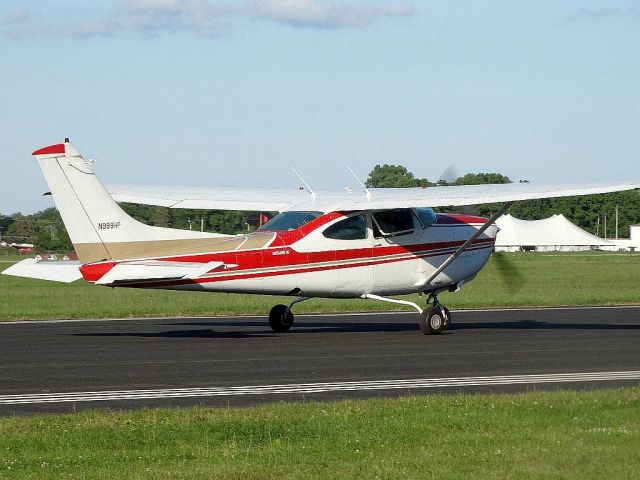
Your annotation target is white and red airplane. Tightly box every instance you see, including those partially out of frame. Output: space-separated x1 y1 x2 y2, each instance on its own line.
3 139 639 334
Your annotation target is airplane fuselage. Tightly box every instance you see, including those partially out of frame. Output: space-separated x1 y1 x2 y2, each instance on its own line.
79 211 496 299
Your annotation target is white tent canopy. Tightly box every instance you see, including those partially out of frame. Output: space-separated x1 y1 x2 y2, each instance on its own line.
495 214 616 252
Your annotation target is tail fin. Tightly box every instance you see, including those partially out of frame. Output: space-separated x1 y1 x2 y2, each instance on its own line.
33 139 228 264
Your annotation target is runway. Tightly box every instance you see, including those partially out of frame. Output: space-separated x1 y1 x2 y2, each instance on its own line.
1 306 639 416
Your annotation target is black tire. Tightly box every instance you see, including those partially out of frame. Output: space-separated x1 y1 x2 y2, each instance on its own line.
418 309 430 334
419 307 445 335
442 307 451 330
268 304 294 333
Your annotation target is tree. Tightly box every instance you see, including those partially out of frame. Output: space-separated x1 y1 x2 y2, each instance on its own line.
366 164 431 188
511 191 640 238
152 207 171 228
0 215 14 243
454 172 512 185
4 214 37 244
33 208 73 251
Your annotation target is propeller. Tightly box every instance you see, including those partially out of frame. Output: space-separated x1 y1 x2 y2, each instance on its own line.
491 251 525 293
435 164 479 214
437 164 459 185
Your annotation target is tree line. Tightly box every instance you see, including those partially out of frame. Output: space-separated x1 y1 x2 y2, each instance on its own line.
1 164 637 253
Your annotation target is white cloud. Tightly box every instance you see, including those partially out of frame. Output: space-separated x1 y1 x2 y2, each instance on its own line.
1 8 31 25
1 0 414 39
247 0 413 29
568 6 640 22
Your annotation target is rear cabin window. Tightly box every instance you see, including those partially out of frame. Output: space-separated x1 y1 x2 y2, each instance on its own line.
257 211 322 231
322 215 368 240
373 209 415 237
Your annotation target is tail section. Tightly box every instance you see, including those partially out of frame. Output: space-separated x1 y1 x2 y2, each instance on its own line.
33 139 229 264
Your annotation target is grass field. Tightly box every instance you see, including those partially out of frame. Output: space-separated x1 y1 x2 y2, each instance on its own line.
1 252 639 320
1 387 639 479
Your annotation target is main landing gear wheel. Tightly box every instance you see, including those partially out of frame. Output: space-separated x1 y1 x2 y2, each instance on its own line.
420 293 452 335
419 307 445 335
268 304 294 333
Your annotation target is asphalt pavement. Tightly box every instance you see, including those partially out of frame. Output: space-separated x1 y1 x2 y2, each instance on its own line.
1 306 639 415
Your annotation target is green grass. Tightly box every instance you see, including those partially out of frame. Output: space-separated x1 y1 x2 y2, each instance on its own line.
1 252 639 320
1 387 639 479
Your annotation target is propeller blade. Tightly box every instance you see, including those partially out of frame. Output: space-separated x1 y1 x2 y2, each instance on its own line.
492 252 525 293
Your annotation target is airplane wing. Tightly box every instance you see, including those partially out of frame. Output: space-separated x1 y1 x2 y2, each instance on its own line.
107 181 640 213
107 184 311 212
361 181 640 210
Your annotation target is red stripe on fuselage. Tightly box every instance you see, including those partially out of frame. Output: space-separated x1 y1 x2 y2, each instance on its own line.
434 214 489 225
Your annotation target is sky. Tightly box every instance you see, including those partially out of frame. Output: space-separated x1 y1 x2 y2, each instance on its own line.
1 0 639 213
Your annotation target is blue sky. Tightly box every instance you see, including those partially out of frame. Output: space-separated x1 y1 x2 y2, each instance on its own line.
1 0 639 213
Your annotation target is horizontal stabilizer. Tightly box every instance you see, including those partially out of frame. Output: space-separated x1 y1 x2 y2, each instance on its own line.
95 260 225 286
1 259 83 283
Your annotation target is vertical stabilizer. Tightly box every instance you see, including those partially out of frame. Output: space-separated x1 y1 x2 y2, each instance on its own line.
33 139 227 264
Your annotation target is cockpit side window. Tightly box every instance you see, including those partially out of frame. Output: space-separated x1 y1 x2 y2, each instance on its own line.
415 208 437 228
372 209 415 237
322 214 368 240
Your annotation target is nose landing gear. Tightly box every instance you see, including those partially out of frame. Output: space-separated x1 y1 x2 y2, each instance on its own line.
419 293 451 335
268 297 310 333
361 292 452 335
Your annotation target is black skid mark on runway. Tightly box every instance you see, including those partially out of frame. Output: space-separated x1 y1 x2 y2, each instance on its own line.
71 329 274 339
69 323 422 339
173 320 420 333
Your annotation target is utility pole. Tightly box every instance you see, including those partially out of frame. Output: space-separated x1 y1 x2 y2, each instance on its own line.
596 217 600 237
604 215 607 239
201 217 204 232
615 205 619 239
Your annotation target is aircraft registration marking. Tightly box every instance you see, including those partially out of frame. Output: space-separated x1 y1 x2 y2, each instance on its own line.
97 221 121 230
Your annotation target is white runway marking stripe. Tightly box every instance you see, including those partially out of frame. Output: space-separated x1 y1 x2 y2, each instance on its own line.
1 371 639 405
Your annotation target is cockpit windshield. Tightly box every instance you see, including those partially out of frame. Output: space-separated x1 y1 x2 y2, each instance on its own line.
257 211 323 231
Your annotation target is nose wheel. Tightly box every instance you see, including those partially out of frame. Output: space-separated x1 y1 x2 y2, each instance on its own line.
268 304 294 333
419 294 452 335
268 297 310 333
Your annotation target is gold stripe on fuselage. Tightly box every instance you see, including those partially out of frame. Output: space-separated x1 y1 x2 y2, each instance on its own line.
74 232 275 263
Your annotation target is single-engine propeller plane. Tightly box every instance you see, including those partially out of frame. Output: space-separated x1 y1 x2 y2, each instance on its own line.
3 139 639 334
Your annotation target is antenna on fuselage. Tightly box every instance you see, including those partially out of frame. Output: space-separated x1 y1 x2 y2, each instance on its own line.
290 167 316 199
347 166 371 202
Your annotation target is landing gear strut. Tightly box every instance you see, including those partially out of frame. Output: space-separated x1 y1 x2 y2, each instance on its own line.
419 293 451 335
268 297 310 333
361 292 452 336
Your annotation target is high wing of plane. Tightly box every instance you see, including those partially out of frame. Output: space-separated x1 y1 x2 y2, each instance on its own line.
106 181 640 214
3 139 639 335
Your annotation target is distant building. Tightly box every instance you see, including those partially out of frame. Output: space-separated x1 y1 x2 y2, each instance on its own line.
606 225 640 251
